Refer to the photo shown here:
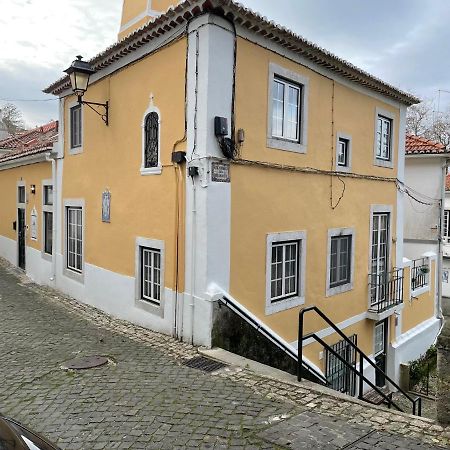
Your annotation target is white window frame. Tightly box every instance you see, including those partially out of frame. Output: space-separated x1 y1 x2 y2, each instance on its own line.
63 199 85 283
335 132 352 172
135 237 165 317
326 227 355 297
41 180 53 261
373 108 395 169
266 230 306 315
368 205 393 308
17 180 26 207
140 98 162 176
443 210 450 242
267 63 309 154
68 101 83 155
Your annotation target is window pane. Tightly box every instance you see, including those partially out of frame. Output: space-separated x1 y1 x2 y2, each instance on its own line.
67 207 82 273
141 247 162 305
330 235 351 287
144 112 159 168
272 80 285 137
270 241 299 301
337 139 348 166
286 86 299 140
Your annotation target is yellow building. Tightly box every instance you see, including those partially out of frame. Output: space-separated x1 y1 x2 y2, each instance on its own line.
0 0 440 410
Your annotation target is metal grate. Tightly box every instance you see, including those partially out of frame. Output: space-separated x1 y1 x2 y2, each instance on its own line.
182 356 228 373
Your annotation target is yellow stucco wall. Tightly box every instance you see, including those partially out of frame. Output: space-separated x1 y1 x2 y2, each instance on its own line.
120 0 147 27
0 162 52 252
62 38 187 291
402 261 436 333
231 37 401 365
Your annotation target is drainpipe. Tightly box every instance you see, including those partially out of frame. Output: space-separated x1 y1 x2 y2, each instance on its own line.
45 152 56 284
189 177 197 344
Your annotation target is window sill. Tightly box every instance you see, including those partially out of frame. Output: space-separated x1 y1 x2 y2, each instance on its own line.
63 267 84 284
326 282 353 298
267 137 307 154
374 158 394 169
69 146 83 155
411 285 430 298
335 164 352 173
135 297 165 318
265 295 305 315
41 252 52 262
140 166 162 176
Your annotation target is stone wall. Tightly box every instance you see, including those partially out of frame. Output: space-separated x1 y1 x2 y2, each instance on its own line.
437 297 450 425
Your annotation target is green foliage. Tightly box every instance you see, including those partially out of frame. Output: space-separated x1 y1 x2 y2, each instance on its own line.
409 345 437 387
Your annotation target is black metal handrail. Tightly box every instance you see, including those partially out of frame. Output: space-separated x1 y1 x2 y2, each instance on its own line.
219 296 328 386
369 268 404 313
298 305 422 416
411 258 429 292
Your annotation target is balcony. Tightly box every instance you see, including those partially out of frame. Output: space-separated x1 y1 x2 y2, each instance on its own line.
367 268 404 321
411 257 430 295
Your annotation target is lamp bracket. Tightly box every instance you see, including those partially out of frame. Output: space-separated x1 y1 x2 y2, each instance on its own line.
79 97 109 126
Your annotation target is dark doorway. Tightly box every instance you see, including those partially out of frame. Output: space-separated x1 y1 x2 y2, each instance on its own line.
17 208 26 270
374 319 388 387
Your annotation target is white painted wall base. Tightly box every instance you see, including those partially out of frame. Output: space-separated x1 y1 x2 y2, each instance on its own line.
25 246 53 287
53 254 176 337
0 235 16 266
389 317 440 384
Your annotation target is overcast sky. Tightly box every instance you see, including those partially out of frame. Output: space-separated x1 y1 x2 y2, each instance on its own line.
1 0 449 127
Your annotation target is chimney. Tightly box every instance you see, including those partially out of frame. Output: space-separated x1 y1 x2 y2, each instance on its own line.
118 0 179 40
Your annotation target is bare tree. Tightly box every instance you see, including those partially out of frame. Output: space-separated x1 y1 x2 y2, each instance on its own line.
406 101 433 136
0 103 25 134
406 100 450 148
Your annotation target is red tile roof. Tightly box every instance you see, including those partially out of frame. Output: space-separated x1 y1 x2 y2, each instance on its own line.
405 134 446 155
0 121 58 163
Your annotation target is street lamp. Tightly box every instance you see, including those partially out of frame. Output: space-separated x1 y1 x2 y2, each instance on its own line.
64 56 109 126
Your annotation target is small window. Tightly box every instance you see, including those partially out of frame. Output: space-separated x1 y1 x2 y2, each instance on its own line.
272 77 301 142
66 206 82 273
18 185 25 204
140 247 161 305
337 138 349 167
43 185 53 206
144 112 159 168
330 235 352 288
376 115 392 161
44 211 53 255
70 104 82 149
270 241 299 302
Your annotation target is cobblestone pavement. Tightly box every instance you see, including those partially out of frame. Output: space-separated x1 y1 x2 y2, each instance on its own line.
0 258 449 449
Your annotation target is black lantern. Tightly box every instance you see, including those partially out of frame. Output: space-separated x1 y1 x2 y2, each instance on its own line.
64 55 109 125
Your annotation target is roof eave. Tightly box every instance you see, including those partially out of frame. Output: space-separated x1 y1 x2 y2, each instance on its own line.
43 0 420 106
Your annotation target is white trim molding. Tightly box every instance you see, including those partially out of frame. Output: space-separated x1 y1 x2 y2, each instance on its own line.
68 100 83 155
62 198 85 283
265 230 306 315
373 107 395 169
326 227 355 297
41 179 53 262
267 62 309 154
335 132 352 173
135 236 166 318
140 96 162 175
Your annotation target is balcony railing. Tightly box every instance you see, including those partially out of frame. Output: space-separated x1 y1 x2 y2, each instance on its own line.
369 268 404 314
411 258 429 292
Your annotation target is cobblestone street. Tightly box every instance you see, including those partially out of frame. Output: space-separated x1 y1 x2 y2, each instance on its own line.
0 258 449 449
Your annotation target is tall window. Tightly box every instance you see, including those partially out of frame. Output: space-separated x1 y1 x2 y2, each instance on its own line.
270 241 299 302
370 213 390 305
330 235 352 288
43 185 53 255
272 77 301 142
70 104 82 148
376 115 392 161
144 112 159 168
18 185 25 204
444 210 450 240
140 247 161 305
66 207 82 273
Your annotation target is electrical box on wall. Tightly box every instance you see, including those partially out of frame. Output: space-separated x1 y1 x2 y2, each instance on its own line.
214 116 228 137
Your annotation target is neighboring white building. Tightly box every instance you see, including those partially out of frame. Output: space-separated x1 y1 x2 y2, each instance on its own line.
404 134 449 312
442 175 450 297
